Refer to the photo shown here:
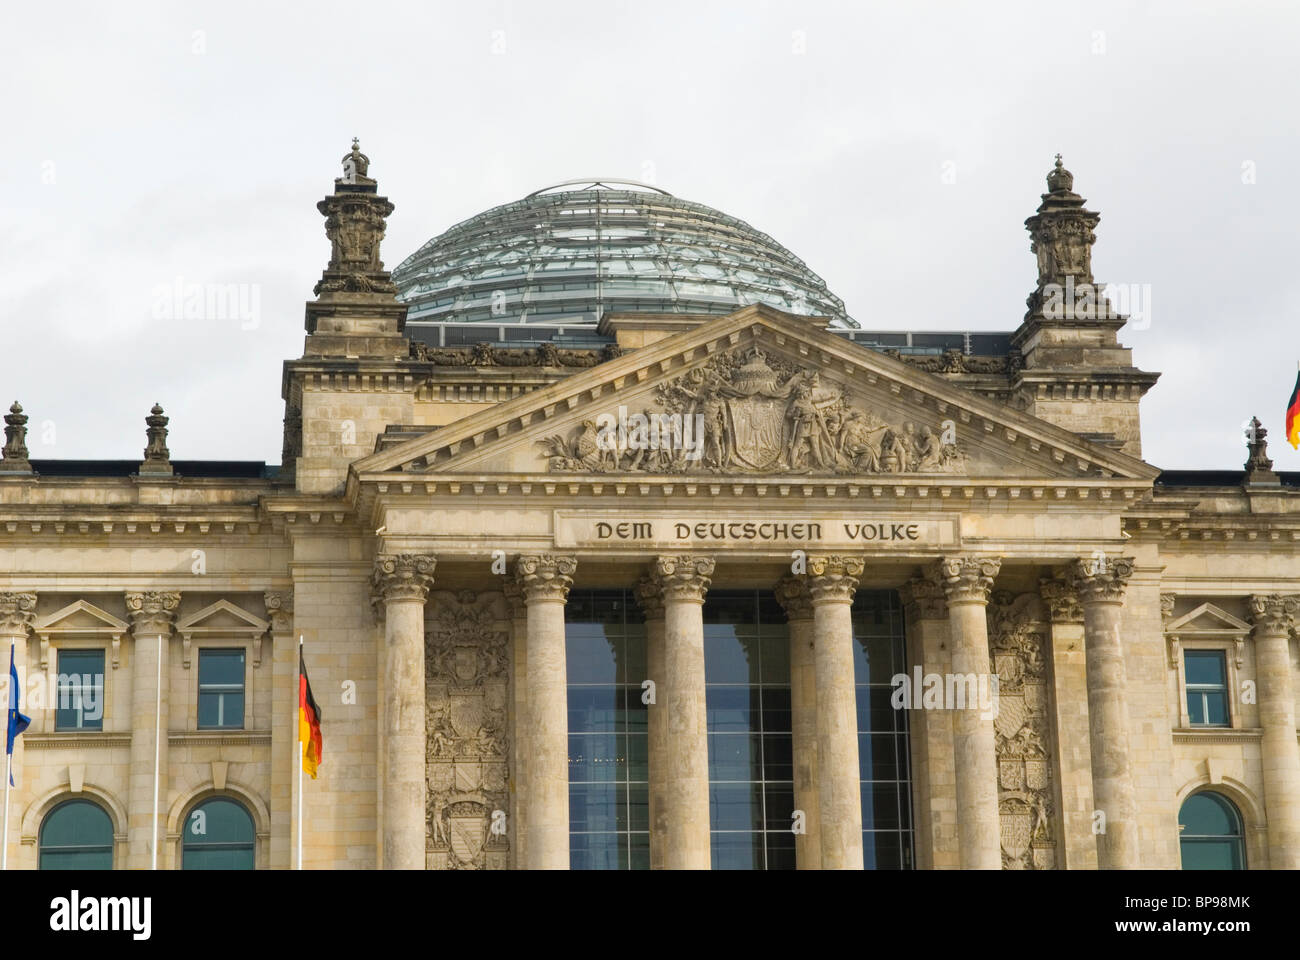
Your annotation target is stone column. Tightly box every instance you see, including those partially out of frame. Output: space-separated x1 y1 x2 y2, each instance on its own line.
124 591 180 870
264 592 294 869
1068 556 1140 870
898 576 958 869
651 554 714 870
805 556 864 869
371 554 435 870
931 556 1002 869
502 579 528 870
1246 595 1300 869
775 576 821 869
0 593 36 870
515 554 577 870
634 575 669 870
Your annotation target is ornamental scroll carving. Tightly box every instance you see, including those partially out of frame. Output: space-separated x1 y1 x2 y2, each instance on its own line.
987 591 1058 870
539 347 969 475
425 590 510 870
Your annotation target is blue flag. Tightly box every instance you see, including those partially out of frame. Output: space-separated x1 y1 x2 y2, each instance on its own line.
7 643 30 786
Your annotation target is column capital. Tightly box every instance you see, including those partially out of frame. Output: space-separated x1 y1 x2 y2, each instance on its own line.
371 554 436 603
650 555 714 603
1247 594 1300 636
125 591 181 638
515 554 577 603
898 576 947 621
930 556 1001 605
634 575 665 622
1039 576 1084 624
1160 593 1177 626
263 590 294 635
806 556 863 604
1066 555 1133 605
774 575 814 621
0 592 38 638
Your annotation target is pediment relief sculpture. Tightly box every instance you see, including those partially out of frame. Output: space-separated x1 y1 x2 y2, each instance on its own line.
537 347 969 476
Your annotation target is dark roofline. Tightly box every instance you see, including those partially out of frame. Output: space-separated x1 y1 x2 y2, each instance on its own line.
26 460 279 479
1155 469 1300 488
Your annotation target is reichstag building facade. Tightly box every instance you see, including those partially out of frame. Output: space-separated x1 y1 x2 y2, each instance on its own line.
2 144 1297 870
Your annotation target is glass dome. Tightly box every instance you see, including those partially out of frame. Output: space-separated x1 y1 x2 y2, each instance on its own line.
392 179 856 328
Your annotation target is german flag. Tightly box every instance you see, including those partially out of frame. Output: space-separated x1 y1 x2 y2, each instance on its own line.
1287 367 1300 450
299 647 323 779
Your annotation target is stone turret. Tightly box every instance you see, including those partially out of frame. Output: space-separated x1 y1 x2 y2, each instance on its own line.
138 403 174 476
1244 416 1280 487
303 138 409 359
281 141 425 494
0 402 33 474
1010 157 1159 459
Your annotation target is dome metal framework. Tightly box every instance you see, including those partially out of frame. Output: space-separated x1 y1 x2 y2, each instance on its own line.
392 179 856 329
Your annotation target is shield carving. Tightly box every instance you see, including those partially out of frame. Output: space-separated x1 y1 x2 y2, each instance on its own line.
1000 806 1032 865
993 694 1027 741
449 814 486 865
449 693 486 740
725 397 784 470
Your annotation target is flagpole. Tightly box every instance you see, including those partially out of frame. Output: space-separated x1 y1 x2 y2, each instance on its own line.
2 640 12 871
151 633 162 870
297 634 304 871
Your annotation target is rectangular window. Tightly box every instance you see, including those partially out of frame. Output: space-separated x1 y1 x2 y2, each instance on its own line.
565 590 649 869
852 591 914 869
198 649 246 730
1185 650 1229 727
55 649 105 731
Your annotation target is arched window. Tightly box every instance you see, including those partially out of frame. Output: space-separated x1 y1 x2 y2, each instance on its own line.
40 799 114 870
181 797 255 870
1179 791 1246 870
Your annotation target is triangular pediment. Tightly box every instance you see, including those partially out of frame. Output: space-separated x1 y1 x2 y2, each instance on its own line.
1166 602 1251 636
34 600 129 635
352 305 1160 484
175 599 269 635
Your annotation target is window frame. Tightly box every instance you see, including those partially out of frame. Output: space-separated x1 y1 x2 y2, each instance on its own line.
196 646 248 731
38 798 115 870
1178 790 1247 870
1175 639 1242 730
52 647 107 732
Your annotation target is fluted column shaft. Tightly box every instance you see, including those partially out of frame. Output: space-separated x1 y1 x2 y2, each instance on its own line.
804 558 865 869
634 576 668 870
652 555 714 869
1248 595 1300 868
933 556 1002 869
1070 556 1139 870
372 555 435 870
516 554 576 869
776 576 820 869
125 591 180 869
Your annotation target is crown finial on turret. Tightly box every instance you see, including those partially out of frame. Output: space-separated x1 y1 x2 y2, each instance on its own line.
1046 153 1074 194
341 137 372 184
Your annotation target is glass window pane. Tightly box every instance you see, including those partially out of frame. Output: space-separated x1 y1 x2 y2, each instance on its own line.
198 650 245 685
1184 651 1226 686
1186 691 1205 725
1203 692 1228 726
181 798 254 870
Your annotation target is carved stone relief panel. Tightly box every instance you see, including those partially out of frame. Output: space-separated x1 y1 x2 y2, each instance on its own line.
987 591 1058 870
425 589 510 870
538 346 969 476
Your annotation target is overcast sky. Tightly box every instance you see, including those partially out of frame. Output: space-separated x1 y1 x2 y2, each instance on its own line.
3 1 1297 470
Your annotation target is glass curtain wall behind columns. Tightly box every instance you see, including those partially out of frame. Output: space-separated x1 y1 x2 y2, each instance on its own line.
565 589 650 869
852 590 914 869
704 591 795 870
